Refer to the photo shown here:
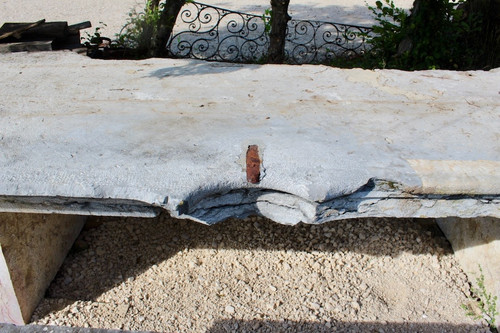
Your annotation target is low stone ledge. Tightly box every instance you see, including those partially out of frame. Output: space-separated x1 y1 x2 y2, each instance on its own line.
437 217 500 326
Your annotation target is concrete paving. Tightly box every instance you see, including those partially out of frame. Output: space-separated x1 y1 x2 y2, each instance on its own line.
0 51 498 225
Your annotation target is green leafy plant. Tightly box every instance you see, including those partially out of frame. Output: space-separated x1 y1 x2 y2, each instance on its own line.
116 0 163 55
262 8 273 34
461 265 498 332
365 0 408 68
81 22 108 47
115 0 188 58
360 0 483 70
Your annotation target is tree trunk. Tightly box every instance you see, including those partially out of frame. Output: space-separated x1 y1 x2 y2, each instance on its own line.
268 0 291 64
153 0 185 57
462 0 500 68
148 0 160 11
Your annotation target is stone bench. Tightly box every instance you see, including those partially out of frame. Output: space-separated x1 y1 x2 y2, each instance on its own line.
0 52 498 324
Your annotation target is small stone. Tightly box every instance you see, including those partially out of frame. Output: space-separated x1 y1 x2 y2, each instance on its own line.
117 303 129 317
225 305 235 314
252 321 261 330
325 303 334 311
310 302 321 310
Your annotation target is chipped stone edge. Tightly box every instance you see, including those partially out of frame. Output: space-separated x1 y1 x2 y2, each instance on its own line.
0 178 498 225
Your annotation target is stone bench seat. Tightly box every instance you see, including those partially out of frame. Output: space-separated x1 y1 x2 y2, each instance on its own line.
0 52 498 325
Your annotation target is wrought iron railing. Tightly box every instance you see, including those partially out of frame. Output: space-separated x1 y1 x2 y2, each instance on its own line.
285 20 372 64
166 1 373 64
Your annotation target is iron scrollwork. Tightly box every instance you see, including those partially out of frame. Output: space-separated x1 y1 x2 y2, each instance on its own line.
286 20 373 64
167 2 373 64
167 2 269 62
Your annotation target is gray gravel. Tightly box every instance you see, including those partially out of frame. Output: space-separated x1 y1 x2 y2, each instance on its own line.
31 215 488 332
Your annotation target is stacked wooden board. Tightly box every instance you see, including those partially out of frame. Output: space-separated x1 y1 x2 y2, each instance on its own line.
0 20 90 53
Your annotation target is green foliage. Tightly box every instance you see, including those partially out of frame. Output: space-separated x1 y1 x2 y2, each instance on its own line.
116 0 163 54
366 0 408 68
81 22 108 47
359 0 484 70
262 8 273 34
461 265 498 332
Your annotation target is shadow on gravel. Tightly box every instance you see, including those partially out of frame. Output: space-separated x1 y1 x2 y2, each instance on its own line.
2 320 482 333
38 215 451 319
208 319 482 333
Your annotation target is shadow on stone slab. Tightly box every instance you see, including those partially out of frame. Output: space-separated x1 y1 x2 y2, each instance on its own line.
148 59 248 79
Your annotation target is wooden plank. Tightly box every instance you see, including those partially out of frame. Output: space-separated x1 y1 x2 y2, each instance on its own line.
68 21 92 34
0 19 45 41
0 22 68 41
0 40 53 53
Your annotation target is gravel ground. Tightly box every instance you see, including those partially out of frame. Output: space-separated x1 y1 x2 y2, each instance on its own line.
30 215 488 332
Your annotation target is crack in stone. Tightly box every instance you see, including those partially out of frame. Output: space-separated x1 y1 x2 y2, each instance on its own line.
176 178 500 224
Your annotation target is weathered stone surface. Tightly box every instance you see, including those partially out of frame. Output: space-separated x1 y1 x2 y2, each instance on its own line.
437 217 500 326
0 213 86 324
0 52 498 224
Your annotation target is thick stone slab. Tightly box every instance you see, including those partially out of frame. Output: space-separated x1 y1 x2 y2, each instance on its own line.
0 52 499 224
0 213 86 324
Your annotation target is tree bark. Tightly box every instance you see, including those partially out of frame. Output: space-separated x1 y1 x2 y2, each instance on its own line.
462 0 500 68
268 0 291 64
153 0 185 57
148 0 160 11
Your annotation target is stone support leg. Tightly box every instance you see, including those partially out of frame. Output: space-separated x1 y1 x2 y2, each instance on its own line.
0 213 86 324
436 217 500 325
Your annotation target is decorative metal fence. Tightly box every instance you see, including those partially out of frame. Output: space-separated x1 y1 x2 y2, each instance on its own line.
285 20 373 64
166 1 373 64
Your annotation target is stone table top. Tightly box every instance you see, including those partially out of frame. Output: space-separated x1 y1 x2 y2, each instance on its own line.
0 52 499 224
